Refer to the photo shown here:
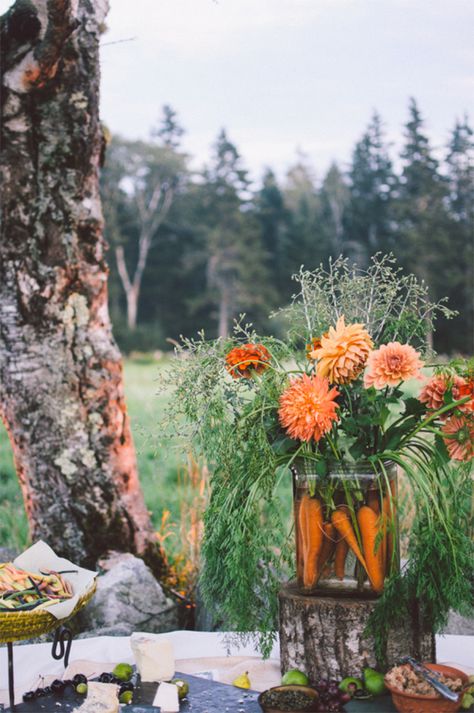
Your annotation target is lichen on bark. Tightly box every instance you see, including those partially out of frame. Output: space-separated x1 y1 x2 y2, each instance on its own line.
0 0 168 577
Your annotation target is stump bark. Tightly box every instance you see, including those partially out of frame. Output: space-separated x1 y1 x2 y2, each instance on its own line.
279 583 435 679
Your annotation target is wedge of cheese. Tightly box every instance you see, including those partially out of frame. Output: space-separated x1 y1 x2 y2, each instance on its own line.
131 632 175 682
152 681 180 712
76 682 119 713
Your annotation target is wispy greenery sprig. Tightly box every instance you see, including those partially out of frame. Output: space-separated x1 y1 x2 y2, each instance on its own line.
274 254 457 351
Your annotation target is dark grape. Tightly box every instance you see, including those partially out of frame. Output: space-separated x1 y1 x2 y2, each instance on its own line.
99 672 114 683
73 673 87 685
340 692 351 704
328 685 339 697
35 688 46 697
119 682 134 693
43 686 52 695
63 679 74 688
318 679 329 692
51 679 65 693
22 691 36 702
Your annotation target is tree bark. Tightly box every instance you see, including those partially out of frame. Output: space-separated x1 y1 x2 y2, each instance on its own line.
0 0 168 577
279 584 435 679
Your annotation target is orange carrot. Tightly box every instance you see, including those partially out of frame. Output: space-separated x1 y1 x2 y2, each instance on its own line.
299 495 324 589
294 499 305 583
318 522 337 576
331 507 367 571
357 505 385 594
367 489 381 515
382 486 397 574
334 537 349 579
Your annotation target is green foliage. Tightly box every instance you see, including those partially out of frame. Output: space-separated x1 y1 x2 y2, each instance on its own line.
367 460 473 664
159 262 472 655
275 254 456 351
158 325 295 651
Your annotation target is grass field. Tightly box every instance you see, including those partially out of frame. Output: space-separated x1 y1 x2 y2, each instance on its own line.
0 358 188 555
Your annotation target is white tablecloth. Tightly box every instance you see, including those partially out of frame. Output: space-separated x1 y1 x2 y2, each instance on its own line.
0 631 472 706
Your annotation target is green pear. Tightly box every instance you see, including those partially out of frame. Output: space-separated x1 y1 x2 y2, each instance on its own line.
339 677 364 695
281 669 309 686
363 667 387 696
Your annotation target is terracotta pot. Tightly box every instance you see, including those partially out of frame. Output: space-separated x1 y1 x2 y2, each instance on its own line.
384 663 468 713
258 684 319 712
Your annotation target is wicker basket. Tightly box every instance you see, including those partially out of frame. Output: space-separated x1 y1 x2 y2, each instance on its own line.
0 580 96 644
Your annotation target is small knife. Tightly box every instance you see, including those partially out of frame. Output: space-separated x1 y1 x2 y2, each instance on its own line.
399 656 459 702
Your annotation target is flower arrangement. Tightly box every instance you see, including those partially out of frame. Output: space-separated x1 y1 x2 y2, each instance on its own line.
161 255 473 658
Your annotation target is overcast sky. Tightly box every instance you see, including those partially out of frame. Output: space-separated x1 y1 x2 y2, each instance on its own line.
2 0 474 181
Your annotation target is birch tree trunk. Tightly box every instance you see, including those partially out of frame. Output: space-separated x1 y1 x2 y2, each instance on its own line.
0 0 168 576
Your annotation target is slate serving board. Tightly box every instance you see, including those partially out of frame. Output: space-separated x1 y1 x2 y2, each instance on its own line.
4 672 398 712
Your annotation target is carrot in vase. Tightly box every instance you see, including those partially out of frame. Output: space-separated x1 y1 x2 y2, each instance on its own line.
357 505 385 594
299 494 324 589
319 522 337 577
366 488 381 515
382 486 397 574
331 507 367 573
294 499 305 583
334 537 349 580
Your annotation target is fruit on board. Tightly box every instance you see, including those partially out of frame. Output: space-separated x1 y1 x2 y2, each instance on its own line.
281 668 310 686
76 683 88 695
113 663 133 681
363 667 387 696
119 690 133 704
232 671 251 689
339 676 364 695
171 678 190 699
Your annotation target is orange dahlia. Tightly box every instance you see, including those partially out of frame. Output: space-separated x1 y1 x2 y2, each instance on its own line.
364 342 423 389
419 374 466 412
309 316 373 384
306 332 328 360
441 414 474 461
225 343 271 379
457 378 474 414
278 374 340 442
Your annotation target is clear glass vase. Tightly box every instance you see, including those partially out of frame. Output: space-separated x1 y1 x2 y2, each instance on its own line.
292 460 399 597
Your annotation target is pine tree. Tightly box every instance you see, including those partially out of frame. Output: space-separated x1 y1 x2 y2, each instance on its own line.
346 112 396 263
255 169 291 302
283 153 328 279
199 130 274 337
319 162 349 258
396 98 452 349
444 117 474 352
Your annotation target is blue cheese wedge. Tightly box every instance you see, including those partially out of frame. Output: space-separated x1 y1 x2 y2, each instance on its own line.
76 682 119 713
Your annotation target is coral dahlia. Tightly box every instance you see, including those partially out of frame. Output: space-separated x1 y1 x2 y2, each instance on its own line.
278 374 340 442
457 378 474 414
225 343 271 379
364 342 423 389
309 316 373 384
419 374 466 412
441 414 474 461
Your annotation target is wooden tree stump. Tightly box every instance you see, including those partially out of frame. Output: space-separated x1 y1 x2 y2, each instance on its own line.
279 583 435 679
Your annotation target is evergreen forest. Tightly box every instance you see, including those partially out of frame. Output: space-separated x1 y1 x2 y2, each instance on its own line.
102 99 474 355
